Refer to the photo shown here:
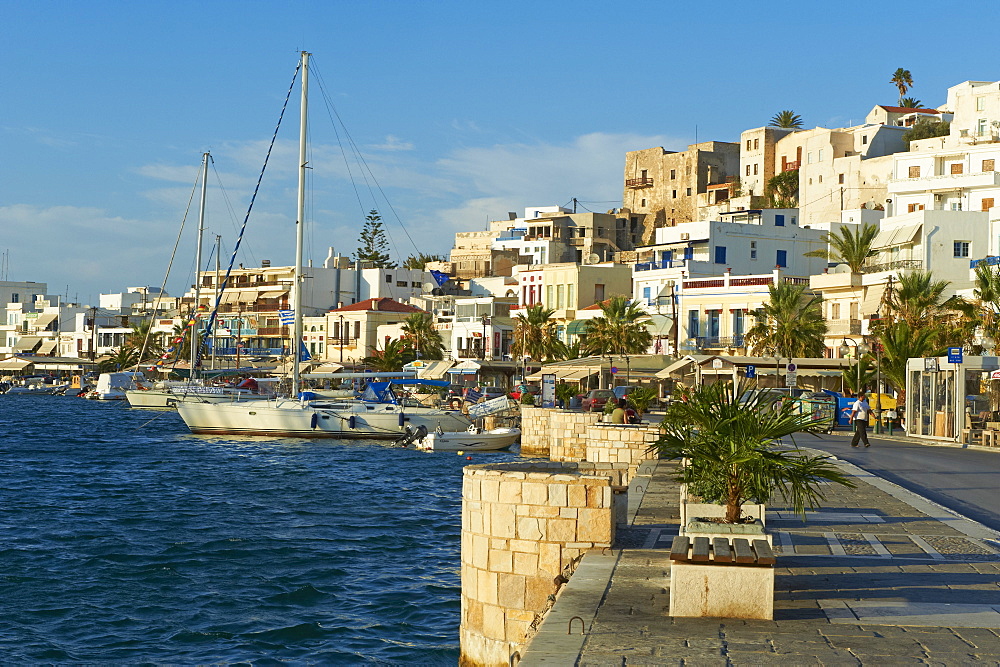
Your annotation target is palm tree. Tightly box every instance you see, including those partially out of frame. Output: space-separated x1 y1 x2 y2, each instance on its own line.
362 338 413 372
123 318 163 366
98 346 139 373
885 271 950 330
511 303 558 362
899 97 924 109
804 223 878 273
400 312 444 360
744 282 827 358
551 339 585 362
402 252 445 270
583 296 652 358
764 170 798 208
970 263 1000 352
769 110 803 129
878 321 943 396
891 68 914 106
842 357 875 395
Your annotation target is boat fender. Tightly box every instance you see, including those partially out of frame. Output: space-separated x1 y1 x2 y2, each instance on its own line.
348 415 356 429
310 413 318 429
398 413 405 428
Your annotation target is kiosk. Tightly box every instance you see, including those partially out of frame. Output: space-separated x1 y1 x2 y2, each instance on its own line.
905 355 999 442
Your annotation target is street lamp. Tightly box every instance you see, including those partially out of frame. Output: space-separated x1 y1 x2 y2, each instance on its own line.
839 336 874 427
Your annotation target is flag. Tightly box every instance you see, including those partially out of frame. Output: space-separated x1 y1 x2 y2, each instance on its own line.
278 310 295 326
429 270 450 287
299 340 312 361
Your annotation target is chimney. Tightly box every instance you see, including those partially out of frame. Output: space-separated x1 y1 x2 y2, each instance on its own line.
372 299 379 311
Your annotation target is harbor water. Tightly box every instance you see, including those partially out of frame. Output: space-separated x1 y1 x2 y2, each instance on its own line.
0 397 518 663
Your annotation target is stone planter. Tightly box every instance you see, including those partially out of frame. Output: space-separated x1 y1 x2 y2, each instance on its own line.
679 501 766 532
683 517 772 545
668 534 775 620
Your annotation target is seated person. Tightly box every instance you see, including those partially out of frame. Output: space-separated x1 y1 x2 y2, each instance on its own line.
609 398 627 424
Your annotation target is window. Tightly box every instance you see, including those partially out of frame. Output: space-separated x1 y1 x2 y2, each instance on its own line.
750 241 757 260
688 310 700 337
640 198 646 207
951 163 964 175
640 169 648 179
411 281 420 287
354 321 361 339
754 138 759 150
862 135 868 145
776 250 787 267
683 247 693 261
385 274 392 283
669 169 676 180
707 310 721 337
984 159 995 172
984 198 995 211
807 152 813 164
907 203 925 213
746 164 751 176
831 303 841 320
951 202 963 211
979 119 988 137
685 188 692 196
556 284 565 309
567 284 575 306
672 190 677 198
733 309 745 335
746 139 752 151
594 284 605 303
850 302 859 320
714 246 727 264
954 241 970 258
546 285 554 306
818 150 825 162
396 281 407 287
839 173 845 184
753 163 758 175
908 165 921 178
11 293 18 303
818 175 823 183
977 96 986 111
775 214 785 227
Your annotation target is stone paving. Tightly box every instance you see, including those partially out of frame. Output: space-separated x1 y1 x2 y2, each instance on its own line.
520 456 1000 665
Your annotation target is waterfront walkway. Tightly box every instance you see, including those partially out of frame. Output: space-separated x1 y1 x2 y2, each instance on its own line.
520 442 1000 664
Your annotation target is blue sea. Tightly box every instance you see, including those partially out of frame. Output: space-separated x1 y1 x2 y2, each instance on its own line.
0 397 518 663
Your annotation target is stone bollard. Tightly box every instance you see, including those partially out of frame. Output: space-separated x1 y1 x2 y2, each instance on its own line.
584 423 662 483
459 461 618 666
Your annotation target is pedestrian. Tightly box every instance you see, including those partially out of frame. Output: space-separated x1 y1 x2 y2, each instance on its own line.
850 392 872 447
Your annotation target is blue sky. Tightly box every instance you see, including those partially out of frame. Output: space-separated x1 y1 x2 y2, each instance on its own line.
2 0 998 303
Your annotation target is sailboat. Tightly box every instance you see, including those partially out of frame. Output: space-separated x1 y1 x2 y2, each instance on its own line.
126 153 266 409
175 52 470 439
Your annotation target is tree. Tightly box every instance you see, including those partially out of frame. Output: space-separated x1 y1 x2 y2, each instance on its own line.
583 296 652 357
878 321 943 395
355 210 396 268
653 381 854 523
511 303 558 362
899 97 924 109
885 271 950 331
123 318 163 365
98 346 139 373
764 169 798 208
744 282 827 358
362 338 413 371
901 118 950 146
551 339 585 362
400 312 444 360
769 110 803 129
842 357 876 395
890 68 914 106
402 252 444 270
970 262 1000 352
804 223 879 273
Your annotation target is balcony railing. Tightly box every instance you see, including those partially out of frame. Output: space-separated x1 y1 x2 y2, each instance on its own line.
861 259 923 274
689 335 745 349
826 319 862 336
635 259 687 272
213 347 285 356
626 177 654 188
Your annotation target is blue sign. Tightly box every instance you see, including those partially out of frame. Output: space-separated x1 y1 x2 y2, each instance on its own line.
948 347 963 364
745 364 756 378
610 366 618 375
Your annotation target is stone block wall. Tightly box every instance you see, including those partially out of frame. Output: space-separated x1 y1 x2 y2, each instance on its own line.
585 423 662 482
519 407 551 457
460 462 617 666
548 410 601 462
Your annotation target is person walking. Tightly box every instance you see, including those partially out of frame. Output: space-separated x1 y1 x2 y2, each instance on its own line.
850 392 872 447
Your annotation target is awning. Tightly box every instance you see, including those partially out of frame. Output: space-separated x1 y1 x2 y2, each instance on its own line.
37 340 58 354
257 290 289 299
416 360 454 380
310 362 344 374
448 360 482 375
656 357 695 378
565 320 591 336
860 282 888 318
0 358 33 370
873 223 921 249
32 314 58 330
526 368 597 382
219 291 252 304
12 336 42 352
645 314 674 336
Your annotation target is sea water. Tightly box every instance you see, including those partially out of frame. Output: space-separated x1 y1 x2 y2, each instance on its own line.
0 397 517 663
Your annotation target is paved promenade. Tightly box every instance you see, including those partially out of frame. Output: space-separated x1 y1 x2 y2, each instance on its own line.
520 444 1000 665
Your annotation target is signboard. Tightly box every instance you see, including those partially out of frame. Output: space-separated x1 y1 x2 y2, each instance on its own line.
785 362 797 388
745 364 756 379
468 395 513 419
948 347 963 364
610 366 618 375
712 359 723 369
541 373 556 408
924 357 939 372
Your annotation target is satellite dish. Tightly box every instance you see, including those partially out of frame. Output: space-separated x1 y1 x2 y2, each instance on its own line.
586 253 600 264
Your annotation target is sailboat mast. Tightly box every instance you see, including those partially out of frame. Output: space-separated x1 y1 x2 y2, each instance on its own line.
292 52 309 396
192 151 209 379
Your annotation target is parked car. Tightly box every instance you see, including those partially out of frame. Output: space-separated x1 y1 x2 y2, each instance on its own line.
582 389 616 412
510 383 540 401
481 386 507 400
613 385 637 401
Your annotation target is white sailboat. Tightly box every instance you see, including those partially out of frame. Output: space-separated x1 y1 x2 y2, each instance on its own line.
176 52 470 439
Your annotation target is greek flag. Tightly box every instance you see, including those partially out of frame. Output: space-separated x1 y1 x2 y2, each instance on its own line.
278 310 295 326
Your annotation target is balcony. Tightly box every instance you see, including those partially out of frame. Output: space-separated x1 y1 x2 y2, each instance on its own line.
256 327 286 336
626 177 654 189
634 259 686 272
690 336 745 349
213 347 285 356
861 259 923 274
826 319 862 336
888 170 1000 194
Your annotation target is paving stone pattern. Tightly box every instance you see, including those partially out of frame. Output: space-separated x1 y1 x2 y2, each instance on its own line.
566 461 1000 664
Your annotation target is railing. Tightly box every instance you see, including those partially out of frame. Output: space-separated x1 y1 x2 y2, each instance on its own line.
635 259 686 272
730 277 773 287
213 347 285 356
626 177 654 188
826 319 862 335
861 259 923 274
690 336 745 349
256 327 286 336
783 277 810 285
683 279 725 289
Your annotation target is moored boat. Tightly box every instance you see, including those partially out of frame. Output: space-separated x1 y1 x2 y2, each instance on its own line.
409 425 521 452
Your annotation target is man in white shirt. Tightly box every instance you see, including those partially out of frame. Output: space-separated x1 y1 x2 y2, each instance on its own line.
850 392 872 447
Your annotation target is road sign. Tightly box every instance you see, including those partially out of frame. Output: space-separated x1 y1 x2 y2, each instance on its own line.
786 363 797 373
745 365 756 379
786 372 797 388
610 366 618 375
948 347 963 364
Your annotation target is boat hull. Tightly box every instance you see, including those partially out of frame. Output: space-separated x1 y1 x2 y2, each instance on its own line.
413 428 521 451
175 399 471 439
125 388 259 409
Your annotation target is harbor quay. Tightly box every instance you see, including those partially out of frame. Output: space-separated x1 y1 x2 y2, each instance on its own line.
460 410 1000 665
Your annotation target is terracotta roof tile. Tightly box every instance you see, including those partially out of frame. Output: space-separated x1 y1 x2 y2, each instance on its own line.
879 105 940 114
329 298 425 313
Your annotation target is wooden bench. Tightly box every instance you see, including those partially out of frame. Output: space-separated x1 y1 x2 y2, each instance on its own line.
668 535 775 619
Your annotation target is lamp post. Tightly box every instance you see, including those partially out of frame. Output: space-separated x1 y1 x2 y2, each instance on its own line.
480 314 491 360
839 336 872 429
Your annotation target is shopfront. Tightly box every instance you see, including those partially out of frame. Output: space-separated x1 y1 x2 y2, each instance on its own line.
905 355 999 441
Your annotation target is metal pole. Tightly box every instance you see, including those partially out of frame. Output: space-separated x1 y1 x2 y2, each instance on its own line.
339 314 344 364
874 340 883 434
291 51 309 397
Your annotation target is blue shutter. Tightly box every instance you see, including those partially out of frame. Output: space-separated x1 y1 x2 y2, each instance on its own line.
643 286 652 304
715 246 727 264
775 214 785 227
776 250 787 267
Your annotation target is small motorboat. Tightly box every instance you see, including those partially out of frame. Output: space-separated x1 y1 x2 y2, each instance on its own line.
403 424 521 452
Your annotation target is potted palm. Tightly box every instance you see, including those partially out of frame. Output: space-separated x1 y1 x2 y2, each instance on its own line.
626 386 658 420
655 381 853 533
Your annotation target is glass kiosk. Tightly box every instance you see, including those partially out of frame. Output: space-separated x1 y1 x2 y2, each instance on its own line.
905 356 999 441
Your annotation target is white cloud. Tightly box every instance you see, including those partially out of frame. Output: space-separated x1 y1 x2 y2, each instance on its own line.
368 135 415 151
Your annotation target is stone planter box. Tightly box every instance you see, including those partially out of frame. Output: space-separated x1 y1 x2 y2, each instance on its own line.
680 501 766 531
668 538 775 620
683 517 772 546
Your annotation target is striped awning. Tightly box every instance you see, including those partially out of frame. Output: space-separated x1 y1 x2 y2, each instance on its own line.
37 340 58 354
32 313 58 329
12 336 42 352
